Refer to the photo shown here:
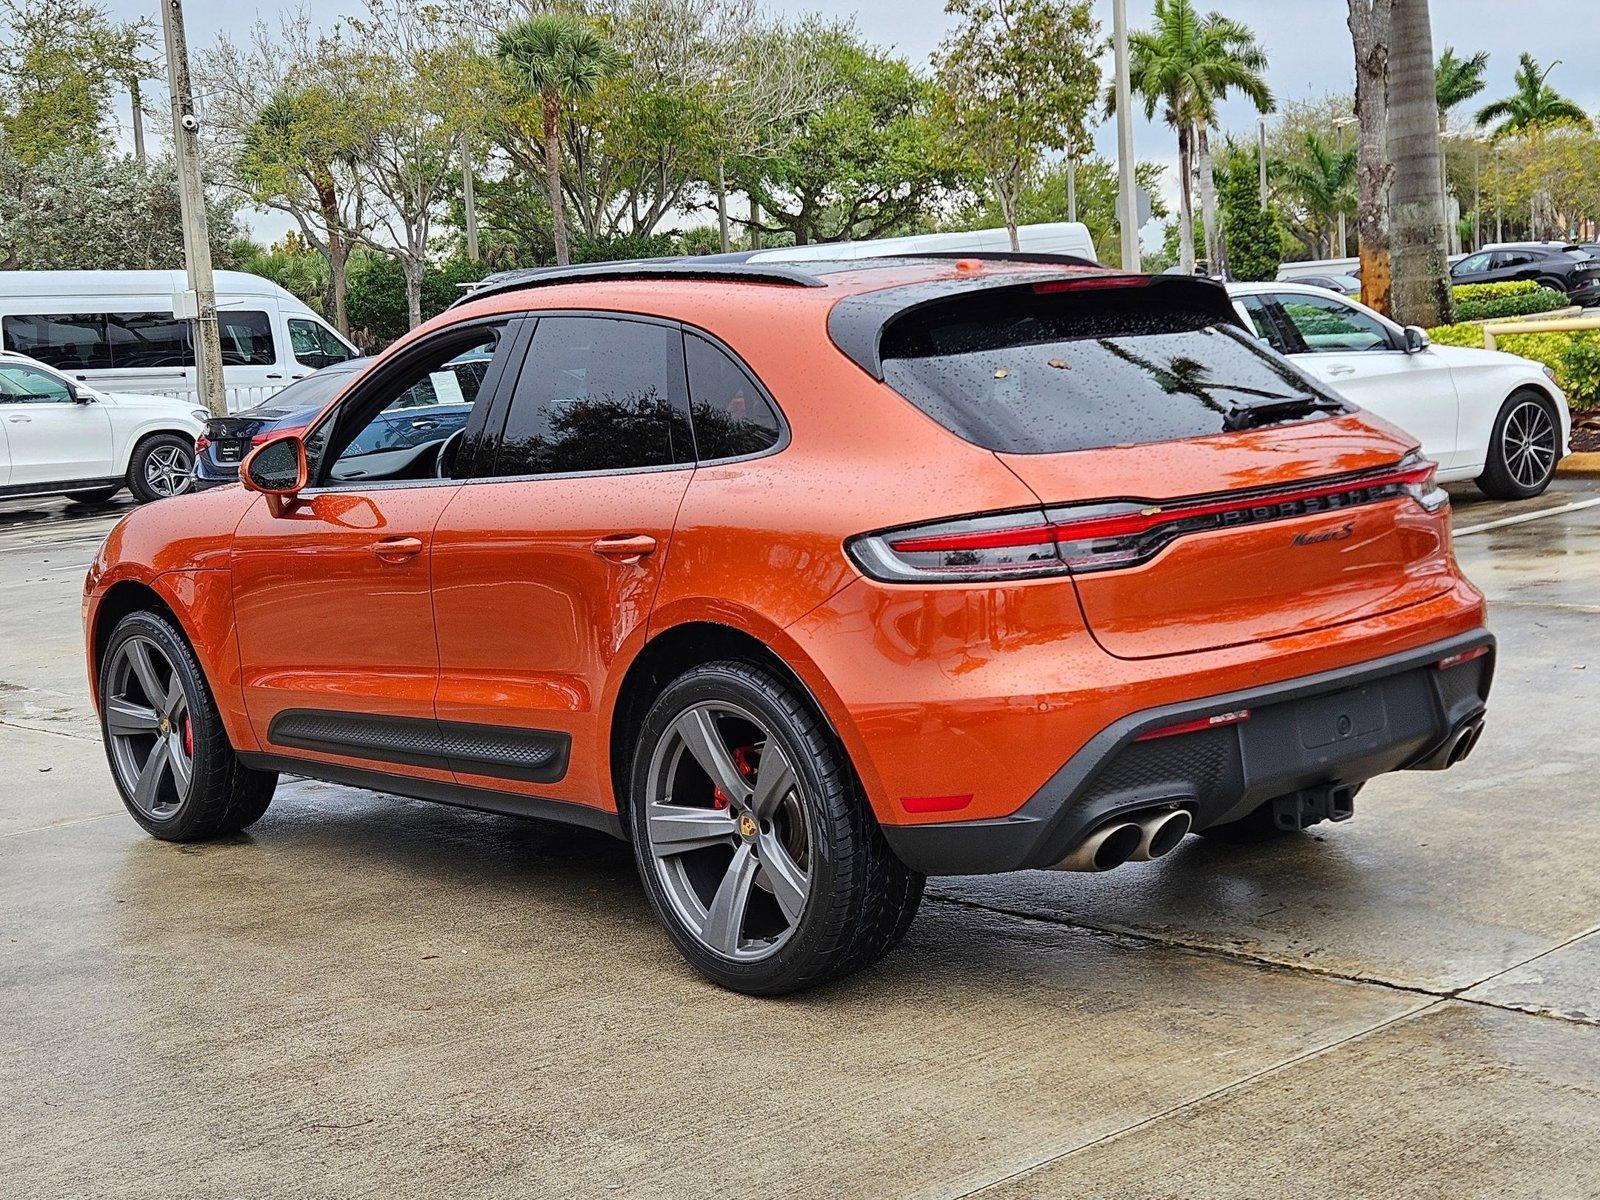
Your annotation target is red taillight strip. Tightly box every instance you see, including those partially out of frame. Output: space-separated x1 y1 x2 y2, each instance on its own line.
887 459 1435 556
1135 709 1252 742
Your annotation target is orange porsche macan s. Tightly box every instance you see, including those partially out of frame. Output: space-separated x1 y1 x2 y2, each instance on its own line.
84 255 1494 994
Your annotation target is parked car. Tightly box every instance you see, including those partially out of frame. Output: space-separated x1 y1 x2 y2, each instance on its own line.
1279 272 1362 296
1230 282 1570 498
194 358 370 488
1448 243 1600 304
85 257 1493 995
0 350 205 505
0 270 358 413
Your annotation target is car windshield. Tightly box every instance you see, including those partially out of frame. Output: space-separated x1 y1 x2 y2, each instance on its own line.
880 284 1349 454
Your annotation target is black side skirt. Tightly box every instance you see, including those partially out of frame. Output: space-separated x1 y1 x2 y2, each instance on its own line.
237 751 625 840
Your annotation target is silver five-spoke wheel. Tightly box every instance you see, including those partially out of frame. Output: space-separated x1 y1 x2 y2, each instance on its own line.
105 636 194 820
1501 397 1557 491
144 443 195 498
643 701 811 962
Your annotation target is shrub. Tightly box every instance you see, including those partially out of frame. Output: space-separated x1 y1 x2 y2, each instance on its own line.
1558 336 1600 409
1426 322 1484 348
1452 283 1567 322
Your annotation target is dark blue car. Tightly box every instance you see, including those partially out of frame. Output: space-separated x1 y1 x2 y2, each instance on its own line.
194 359 370 488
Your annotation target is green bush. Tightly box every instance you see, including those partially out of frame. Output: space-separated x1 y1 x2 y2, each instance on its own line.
1426 322 1485 348
1452 283 1567 322
1557 336 1600 409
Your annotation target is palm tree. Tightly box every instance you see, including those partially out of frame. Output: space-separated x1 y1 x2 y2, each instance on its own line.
1475 53 1591 137
1433 47 1488 250
1125 0 1271 274
1388 0 1452 327
496 13 625 266
1272 133 1356 258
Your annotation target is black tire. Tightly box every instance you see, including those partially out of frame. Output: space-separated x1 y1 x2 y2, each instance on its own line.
65 485 121 505
98 610 277 841
626 659 924 995
1476 389 1561 500
1535 275 1569 295
126 433 196 504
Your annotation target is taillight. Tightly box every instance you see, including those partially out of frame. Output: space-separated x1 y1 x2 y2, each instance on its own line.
846 453 1449 584
252 424 307 446
195 435 210 452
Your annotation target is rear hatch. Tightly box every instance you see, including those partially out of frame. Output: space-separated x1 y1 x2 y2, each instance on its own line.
204 411 288 467
874 274 1455 659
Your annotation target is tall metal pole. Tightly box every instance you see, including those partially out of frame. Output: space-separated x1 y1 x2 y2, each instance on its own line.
160 0 225 417
1257 115 1268 198
460 131 479 262
1111 0 1139 271
1066 154 1078 223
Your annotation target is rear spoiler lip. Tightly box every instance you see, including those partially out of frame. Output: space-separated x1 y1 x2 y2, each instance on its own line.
826 272 1242 381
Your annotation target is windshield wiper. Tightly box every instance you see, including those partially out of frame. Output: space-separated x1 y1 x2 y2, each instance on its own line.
1222 394 1345 431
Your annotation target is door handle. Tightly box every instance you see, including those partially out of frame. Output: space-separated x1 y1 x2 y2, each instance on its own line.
370 536 424 561
410 419 439 430
265 374 284 381
1327 365 1356 377
593 534 657 561
7 414 30 422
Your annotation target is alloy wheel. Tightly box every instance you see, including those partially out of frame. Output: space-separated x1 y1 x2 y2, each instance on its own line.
105 636 194 820
144 444 195 497
1502 399 1557 491
643 701 812 962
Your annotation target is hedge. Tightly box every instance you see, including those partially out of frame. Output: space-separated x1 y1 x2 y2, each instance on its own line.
1451 282 1568 322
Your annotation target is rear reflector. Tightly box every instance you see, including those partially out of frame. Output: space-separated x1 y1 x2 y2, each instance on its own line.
901 793 974 814
1436 645 1490 670
1135 709 1252 742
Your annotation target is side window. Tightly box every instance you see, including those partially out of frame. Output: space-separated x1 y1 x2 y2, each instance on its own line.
1273 293 1392 353
1234 295 1292 355
217 311 275 366
685 335 782 460
314 331 498 486
491 316 691 478
107 312 191 367
2 314 112 370
1494 251 1533 269
1455 252 1491 275
289 318 354 369
0 363 75 403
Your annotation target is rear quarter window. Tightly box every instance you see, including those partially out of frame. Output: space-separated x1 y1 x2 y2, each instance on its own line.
878 283 1350 454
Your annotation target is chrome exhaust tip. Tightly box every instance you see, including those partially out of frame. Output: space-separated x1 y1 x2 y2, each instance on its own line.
1052 821 1142 872
1127 808 1193 862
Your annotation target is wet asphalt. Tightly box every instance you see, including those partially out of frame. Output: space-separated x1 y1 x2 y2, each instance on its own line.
2 478 1597 1198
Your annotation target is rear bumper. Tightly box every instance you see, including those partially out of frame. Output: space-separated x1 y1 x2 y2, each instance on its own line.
192 457 241 489
1568 280 1600 306
880 629 1494 875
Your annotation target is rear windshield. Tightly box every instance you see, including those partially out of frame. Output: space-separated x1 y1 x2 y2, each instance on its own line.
879 284 1349 454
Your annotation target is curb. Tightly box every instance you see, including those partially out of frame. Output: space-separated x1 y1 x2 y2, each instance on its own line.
1556 451 1600 478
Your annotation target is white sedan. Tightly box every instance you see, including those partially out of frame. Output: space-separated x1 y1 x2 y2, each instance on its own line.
1229 281 1571 499
0 351 207 505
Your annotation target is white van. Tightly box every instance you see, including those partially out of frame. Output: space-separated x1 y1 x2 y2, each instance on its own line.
0 270 357 413
741 222 1099 265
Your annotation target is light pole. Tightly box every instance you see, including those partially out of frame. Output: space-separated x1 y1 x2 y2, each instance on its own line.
1257 114 1268 198
160 0 225 417
1111 0 1139 271
1333 116 1356 258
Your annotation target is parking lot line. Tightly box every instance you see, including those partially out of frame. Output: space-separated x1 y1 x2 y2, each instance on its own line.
1455 495 1600 537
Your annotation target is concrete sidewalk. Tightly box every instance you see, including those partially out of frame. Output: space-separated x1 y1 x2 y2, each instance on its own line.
2 483 1597 1198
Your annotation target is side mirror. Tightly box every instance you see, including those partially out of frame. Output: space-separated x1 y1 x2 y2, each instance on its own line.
1403 325 1431 354
68 382 92 403
240 433 308 516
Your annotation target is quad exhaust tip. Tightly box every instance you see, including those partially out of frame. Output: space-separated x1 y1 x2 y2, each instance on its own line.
1053 807 1192 872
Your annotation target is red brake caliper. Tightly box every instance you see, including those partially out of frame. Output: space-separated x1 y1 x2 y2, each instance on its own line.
183 717 194 757
712 745 761 809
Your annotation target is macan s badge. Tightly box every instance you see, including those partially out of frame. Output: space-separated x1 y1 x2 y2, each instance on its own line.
1291 522 1356 547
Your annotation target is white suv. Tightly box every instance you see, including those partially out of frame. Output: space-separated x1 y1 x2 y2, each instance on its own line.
0 351 206 505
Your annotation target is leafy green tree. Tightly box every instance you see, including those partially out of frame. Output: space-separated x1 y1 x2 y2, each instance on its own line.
1217 149 1281 281
496 12 626 266
1124 0 1272 275
0 151 239 269
1272 132 1356 258
933 0 1102 252
735 31 965 246
1476 53 1591 136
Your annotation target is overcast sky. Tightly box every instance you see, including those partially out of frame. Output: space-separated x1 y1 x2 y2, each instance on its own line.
105 0 1600 240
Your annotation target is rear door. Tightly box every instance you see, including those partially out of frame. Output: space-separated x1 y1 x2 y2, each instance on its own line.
876 277 1454 660
430 313 696 813
1265 290 1462 467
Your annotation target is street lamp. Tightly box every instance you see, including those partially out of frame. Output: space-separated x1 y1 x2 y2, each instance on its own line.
1111 0 1139 271
1333 116 1356 258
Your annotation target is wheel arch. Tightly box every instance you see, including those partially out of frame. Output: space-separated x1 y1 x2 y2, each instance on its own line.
90 579 181 693
607 619 878 829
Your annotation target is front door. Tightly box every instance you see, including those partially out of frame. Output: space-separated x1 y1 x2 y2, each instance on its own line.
0 361 113 485
1267 291 1463 468
432 314 697 814
231 321 514 777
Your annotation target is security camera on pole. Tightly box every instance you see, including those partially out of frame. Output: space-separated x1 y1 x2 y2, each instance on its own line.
160 0 226 418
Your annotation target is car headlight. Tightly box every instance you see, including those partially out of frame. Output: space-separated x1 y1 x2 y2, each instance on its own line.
191 408 210 421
